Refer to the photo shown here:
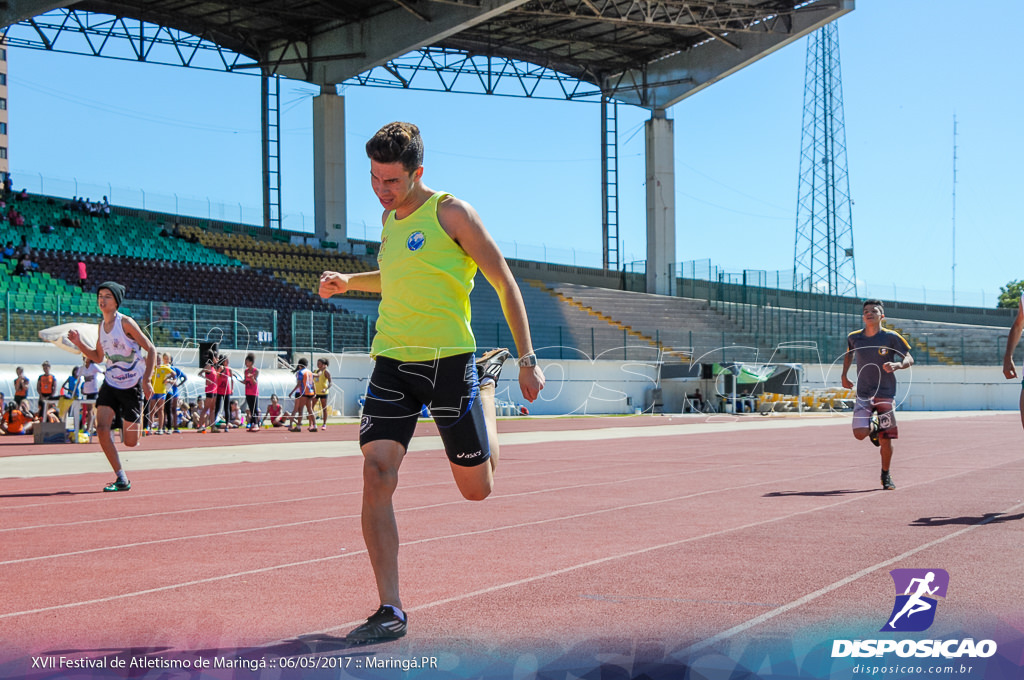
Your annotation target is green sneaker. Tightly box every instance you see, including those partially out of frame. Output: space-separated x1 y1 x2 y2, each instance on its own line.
103 479 131 492
880 470 895 491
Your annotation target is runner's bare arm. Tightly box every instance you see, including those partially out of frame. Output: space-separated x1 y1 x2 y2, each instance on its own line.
438 196 545 402
68 328 105 364
319 270 382 297
1003 304 1024 379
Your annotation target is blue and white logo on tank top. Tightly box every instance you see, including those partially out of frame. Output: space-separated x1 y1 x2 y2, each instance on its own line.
407 231 426 251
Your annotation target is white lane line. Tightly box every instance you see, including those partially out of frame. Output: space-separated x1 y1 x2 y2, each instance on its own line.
6 411 969 480
1 457 976 620
679 500 1024 657
1 456 642 532
0 461 735 565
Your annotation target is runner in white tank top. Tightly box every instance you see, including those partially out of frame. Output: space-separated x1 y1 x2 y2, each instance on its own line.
99 312 143 389
68 281 156 493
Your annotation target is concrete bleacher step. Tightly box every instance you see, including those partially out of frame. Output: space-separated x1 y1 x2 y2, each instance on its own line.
544 282 784 362
882 322 958 366
528 280 692 362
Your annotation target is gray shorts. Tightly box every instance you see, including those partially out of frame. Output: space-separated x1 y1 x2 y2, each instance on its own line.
852 397 897 439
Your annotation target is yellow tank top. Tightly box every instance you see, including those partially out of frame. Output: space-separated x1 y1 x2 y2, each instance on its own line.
314 370 330 395
371 192 477 362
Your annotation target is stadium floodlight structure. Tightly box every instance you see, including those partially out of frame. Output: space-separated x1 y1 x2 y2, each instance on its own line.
792 21 857 298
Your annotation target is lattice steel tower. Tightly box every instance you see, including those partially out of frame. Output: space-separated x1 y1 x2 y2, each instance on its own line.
793 22 857 297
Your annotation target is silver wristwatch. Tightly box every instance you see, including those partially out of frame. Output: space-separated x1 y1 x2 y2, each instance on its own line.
516 353 537 368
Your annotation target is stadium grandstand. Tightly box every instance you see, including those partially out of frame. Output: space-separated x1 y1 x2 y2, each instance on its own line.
2 188 1019 372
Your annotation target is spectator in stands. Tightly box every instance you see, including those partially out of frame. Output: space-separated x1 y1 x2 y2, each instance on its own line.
15 188 27 201
1 402 33 436
158 224 171 238
317 121 545 643
14 256 38 275
101 196 111 218
68 280 157 493
78 260 88 289
2 241 14 259
3 174 12 195
36 361 57 418
267 394 285 427
13 366 28 406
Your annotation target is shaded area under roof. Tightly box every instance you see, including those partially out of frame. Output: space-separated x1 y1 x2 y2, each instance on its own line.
0 0 851 107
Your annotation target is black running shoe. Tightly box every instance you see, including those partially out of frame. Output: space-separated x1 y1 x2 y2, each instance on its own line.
476 348 511 384
868 414 881 447
881 470 895 491
103 479 131 492
346 606 407 644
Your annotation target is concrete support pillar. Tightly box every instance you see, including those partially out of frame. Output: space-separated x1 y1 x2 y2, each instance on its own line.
645 110 676 295
313 87 347 245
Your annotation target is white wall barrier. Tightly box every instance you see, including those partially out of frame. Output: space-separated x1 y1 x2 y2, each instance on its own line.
0 340 1017 417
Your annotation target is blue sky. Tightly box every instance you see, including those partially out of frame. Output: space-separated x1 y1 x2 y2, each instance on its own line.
7 0 1022 308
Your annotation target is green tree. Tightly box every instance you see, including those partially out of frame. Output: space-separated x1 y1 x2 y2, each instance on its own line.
998 280 1024 308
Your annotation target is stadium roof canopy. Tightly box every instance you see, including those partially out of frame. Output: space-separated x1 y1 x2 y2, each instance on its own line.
0 0 850 108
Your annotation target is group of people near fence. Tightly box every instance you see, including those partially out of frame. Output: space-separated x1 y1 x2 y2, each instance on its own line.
191 347 333 433
2 345 339 440
1 358 103 436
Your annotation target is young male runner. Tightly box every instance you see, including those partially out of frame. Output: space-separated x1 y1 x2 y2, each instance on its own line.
319 121 545 644
1001 294 1024 429
841 299 913 491
68 281 155 492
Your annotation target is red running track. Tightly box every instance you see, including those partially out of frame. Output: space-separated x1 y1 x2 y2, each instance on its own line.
1 413 1022 679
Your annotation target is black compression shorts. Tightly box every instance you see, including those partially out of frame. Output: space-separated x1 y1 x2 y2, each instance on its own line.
359 352 490 467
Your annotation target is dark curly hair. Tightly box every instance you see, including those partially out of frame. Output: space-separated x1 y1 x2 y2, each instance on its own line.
365 122 423 173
